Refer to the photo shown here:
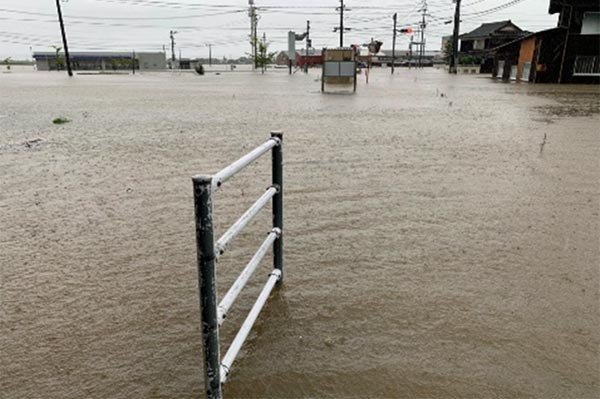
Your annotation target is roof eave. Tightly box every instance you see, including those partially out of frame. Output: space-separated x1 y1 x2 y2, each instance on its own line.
548 0 561 14
486 27 566 53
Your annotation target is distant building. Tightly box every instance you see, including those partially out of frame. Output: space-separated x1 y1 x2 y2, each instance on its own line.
136 53 167 70
492 0 599 83
441 35 452 53
296 48 323 67
459 20 526 53
441 35 452 63
33 51 166 71
275 51 292 66
459 20 529 72
375 50 443 66
176 58 205 70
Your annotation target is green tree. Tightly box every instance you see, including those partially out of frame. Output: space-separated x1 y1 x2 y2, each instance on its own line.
3 57 11 71
51 45 64 71
250 37 276 74
444 40 453 65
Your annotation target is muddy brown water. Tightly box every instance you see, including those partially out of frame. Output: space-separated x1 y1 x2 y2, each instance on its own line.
1 68 599 399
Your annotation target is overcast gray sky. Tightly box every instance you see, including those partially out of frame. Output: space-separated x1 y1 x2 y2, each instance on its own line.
0 0 557 60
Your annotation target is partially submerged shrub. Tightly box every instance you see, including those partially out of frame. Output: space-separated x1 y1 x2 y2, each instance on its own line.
52 117 70 125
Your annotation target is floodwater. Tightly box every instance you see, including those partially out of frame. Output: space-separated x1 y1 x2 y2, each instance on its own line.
1 67 599 399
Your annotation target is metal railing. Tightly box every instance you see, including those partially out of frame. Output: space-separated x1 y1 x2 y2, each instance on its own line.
573 55 600 76
191 132 284 399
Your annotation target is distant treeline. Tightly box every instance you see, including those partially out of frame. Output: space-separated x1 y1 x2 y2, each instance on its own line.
1 60 34 65
194 57 252 65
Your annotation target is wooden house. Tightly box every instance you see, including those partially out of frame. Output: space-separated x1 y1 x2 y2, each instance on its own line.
492 0 600 83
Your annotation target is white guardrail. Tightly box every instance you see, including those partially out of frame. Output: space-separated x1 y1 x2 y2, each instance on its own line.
191 132 284 399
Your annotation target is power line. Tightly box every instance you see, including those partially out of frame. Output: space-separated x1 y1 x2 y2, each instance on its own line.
333 0 351 47
462 0 494 7
0 7 245 20
0 15 252 32
463 0 529 17
1 0 552 58
95 0 424 11
94 0 243 10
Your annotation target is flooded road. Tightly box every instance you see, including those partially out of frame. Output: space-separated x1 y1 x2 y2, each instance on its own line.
1 67 599 398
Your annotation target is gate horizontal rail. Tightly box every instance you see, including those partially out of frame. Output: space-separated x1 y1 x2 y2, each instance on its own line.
192 132 283 399
215 186 278 257
211 138 280 191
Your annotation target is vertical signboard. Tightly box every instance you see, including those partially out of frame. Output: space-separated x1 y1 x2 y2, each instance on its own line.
288 31 296 61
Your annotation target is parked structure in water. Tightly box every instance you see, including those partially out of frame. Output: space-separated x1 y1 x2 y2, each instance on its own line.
492 0 600 83
321 48 357 93
33 51 166 71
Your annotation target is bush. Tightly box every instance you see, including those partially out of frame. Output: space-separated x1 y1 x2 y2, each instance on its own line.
195 64 205 75
52 117 70 125
459 56 482 65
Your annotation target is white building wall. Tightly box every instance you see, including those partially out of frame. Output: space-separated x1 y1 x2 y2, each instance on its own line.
137 53 167 70
35 59 50 71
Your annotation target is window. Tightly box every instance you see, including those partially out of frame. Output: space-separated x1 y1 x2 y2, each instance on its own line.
581 12 600 34
473 39 486 50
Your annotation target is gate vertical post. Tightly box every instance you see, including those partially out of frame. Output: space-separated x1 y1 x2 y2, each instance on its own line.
192 175 222 399
270 131 284 281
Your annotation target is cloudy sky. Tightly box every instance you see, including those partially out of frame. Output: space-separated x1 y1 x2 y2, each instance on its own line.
1 0 557 60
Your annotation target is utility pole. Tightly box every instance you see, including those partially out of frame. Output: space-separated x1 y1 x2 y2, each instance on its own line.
55 0 72 76
208 44 212 66
392 13 397 74
409 37 412 69
339 0 344 47
254 15 259 69
262 32 267 74
449 0 461 74
418 1 427 68
170 30 177 66
558 5 573 83
305 20 310 73
132 50 135 75
334 0 350 47
254 16 258 69
249 0 258 70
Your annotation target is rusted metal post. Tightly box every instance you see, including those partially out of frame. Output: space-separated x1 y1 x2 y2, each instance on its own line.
270 131 284 281
353 58 357 93
192 175 222 399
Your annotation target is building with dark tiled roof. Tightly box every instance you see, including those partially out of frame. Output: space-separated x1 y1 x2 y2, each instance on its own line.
459 21 526 52
491 0 599 83
458 20 529 72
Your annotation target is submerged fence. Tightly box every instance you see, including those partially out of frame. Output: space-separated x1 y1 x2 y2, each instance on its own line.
192 132 284 399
